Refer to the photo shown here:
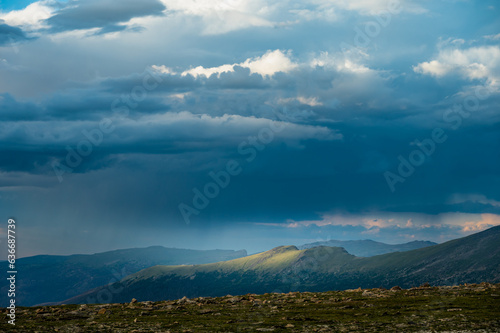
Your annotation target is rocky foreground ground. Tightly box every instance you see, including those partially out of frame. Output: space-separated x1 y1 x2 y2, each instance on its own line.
2 283 500 332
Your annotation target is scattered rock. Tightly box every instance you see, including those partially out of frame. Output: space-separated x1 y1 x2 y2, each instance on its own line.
178 296 192 304
65 310 91 319
36 308 49 314
8 283 500 332
97 308 108 315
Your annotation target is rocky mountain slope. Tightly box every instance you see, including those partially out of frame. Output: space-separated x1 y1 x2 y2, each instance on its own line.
3 283 499 332
64 226 500 304
0 246 246 306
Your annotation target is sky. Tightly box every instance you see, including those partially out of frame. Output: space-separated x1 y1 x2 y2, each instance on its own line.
0 0 499 257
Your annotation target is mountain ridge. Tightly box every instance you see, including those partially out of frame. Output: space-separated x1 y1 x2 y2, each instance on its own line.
298 239 437 257
62 226 500 304
0 246 247 307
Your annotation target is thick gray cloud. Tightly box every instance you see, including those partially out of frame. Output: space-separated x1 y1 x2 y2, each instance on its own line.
0 23 31 45
0 93 41 120
0 0 499 256
46 0 165 34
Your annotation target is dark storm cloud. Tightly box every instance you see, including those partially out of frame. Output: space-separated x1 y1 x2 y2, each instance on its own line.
0 23 31 45
0 0 499 257
0 93 42 121
100 72 201 94
43 91 170 120
46 0 165 34
1 60 499 202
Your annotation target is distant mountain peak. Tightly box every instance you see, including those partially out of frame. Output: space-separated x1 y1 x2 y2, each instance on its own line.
303 245 351 256
269 245 299 253
298 239 437 257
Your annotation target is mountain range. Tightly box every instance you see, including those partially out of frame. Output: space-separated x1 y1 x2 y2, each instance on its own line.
0 247 246 307
1 238 436 307
63 226 500 304
298 239 437 257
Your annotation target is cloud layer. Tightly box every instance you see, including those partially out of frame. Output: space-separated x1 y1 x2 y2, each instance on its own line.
0 0 499 256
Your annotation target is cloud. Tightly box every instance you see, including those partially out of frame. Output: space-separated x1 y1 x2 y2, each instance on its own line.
160 0 273 35
0 1 55 31
305 0 425 15
462 214 500 232
447 193 500 208
1 0 499 256
156 0 425 35
0 23 31 45
279 96 323 107
414 44 500 89
150 49 392 113
253 213 500 245
46 0 165 34
273 214 392 229
0 109 341 174
0 0 429 40
0 93 41 121
310 51 371 74
180 50 298 78
256 212 500 243
484 33 500 41
270 211 500 232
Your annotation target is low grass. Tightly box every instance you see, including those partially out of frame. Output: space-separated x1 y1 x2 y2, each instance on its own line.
2 284 499 332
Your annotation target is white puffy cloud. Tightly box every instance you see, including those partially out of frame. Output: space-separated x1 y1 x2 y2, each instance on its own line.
163 48 376 79
310 51 371 74
462 214 500 232
181 63 236 78
180 49 298 78
242 50 298 76
150 48 394 112
0 1 56 31
260 212 500 237
413 45 500 89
